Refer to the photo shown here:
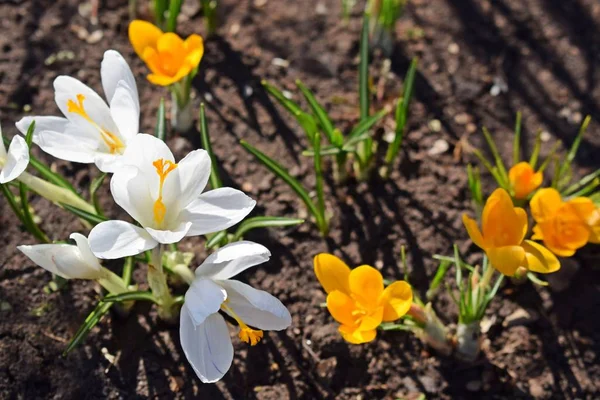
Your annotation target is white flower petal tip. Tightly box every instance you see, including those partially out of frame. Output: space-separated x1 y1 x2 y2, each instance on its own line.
0 135 29 184
195 241 271 280
180 308 233 383
18 233 102 280
88 220 157 259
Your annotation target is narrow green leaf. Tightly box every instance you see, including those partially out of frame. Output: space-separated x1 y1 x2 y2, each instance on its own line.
453 245 463 291
427 259 451 300
90 173 107 216
262 80 317 140
122 257 134 287
205 230 228 249
482 127 508 185
526 272 548 287
529 129 542 169
25 120 35 149
19 182 49 243
558 115 591 188
63 302 113 355
563 169 600 196
62 204 108 225
296 80 339 146
471 148 506 188
347 109 388 140
512 111 522 165
232 216 304 241
240 140 323 227
313 129 328 235
199 103 222 189
166 0 182 32
359 13 370 121
102 291 158 304
153 0 168 28
384 58 417 170
0 184 26 225
155 98 166 141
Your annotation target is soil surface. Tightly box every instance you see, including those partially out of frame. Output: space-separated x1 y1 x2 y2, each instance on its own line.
1 0 600 399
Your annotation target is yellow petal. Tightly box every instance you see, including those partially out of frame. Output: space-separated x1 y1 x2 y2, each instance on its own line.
326 291 357 327
486 245 526 276
314 253 351 295
380 281 413 322
349 265 384 310
509 162 543 199
357 306 384 331
338 325 377 344
514 207 529 243
183 34 204 68
129 20 163 58
462 214 487 249
522 240 560 274
147 73 181 87
482 188 524 246
530 188 562 223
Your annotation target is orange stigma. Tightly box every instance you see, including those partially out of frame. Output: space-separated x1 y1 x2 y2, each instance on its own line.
152 158 178 225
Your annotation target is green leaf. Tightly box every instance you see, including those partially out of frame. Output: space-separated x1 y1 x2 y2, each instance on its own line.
313 126 327 235
90 173 107 216
24 120 35 148
512 111 522 165
63 301 113 355
166 0 182 32
199 103 222 189
122 257 134 287
262 80 317 140
62 204 108 225
558 115 591 189
347 109 388 140
19 182 49 243
526 272 548 287
384 57 417 172
426 259 451 300
240 140 324 229
102 291 158 304
0 184 26 226
529 129 542 169
359 13 370 121
232 216 304 241
155 98 167 141
296 79 340 146
205 230 228 249
482 127 508 186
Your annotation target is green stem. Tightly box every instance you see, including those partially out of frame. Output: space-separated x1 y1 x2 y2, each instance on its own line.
147 245 177 320
479 264 495 291
98 267 129 294
172 264 195 285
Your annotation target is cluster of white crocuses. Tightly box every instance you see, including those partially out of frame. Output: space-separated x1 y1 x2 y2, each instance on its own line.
10 49 291 383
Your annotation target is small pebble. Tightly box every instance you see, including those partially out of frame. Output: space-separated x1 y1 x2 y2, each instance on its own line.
429 119 442 132
448 43 460 54
454 112 471 125
428 139 449 155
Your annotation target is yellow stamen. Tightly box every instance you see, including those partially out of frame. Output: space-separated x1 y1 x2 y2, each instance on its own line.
221 303 264 346
152 158 178 225
67 94 125 154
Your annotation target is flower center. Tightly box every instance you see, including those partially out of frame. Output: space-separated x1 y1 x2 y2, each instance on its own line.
152 158 178 226
221 303 264 346
67 94 125 154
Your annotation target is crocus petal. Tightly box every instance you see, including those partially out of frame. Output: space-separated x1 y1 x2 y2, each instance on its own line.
129 20 163 58
486 245 526 276
514 207 529 243
184 278 227 326
313 253 351 295
145 221 192 244
183 34 204 68
89 220 157 259
109 165 154 227
0 135 29 184
94 153 123 173
175 149 211 207
69 233 102 272
147 72 188 86
183 188 256 236
348 265 384 310
34 126 99 164
530 188 563 223
18 242 102 280
180 307 233 383
119 133 174 170
195 241 270 280
101 50 139 109
220 280 291 330
380 281 413 322
15 116 69 141
482 189 523 247
338 325 377 344
522 240 560 274
462 214 487 250
109 81 139 141
327 290 358 327
509 162 542 199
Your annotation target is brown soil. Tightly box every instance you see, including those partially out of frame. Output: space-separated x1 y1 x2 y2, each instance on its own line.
1 0 600 399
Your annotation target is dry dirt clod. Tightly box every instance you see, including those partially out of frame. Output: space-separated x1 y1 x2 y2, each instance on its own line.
503 308 538 328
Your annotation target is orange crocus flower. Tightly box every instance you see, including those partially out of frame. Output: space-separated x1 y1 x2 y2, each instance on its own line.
462 188 560 276
530 188 600 257
129 20 204 86
314 254 412 344
508 162 543 199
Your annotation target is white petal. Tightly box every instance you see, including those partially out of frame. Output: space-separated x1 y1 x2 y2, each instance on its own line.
101 50 139 109
54 76 119 136
88 220 157 259
109 81 139 141
220 280 291 331
145 221 192 244
18 242 103 280
175 149 211 207
0 124 6 157
184 278 227 326
195 241 271 280
69 233 102 271
180 308 233 383
120 133 174 169
110 165 154 227
182 188 256 236
35 124 100 164
0 135 29 184
94 153 123 173
15 116 69 141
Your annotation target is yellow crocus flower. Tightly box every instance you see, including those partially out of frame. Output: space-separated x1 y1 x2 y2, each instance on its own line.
462 188 560 276
530 188 600 257
314 254 412 344
128 20 204 86
508 161 543 199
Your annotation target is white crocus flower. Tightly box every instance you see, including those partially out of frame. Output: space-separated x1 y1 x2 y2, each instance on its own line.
18 233 127 294
88 134 256 259
16 50 139 173
0 125 29 184
180 241 292 383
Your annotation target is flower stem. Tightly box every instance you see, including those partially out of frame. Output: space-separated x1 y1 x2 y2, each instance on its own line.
17 172 95 213
479 264 495 291
98 267 129 294
148 245 178 321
